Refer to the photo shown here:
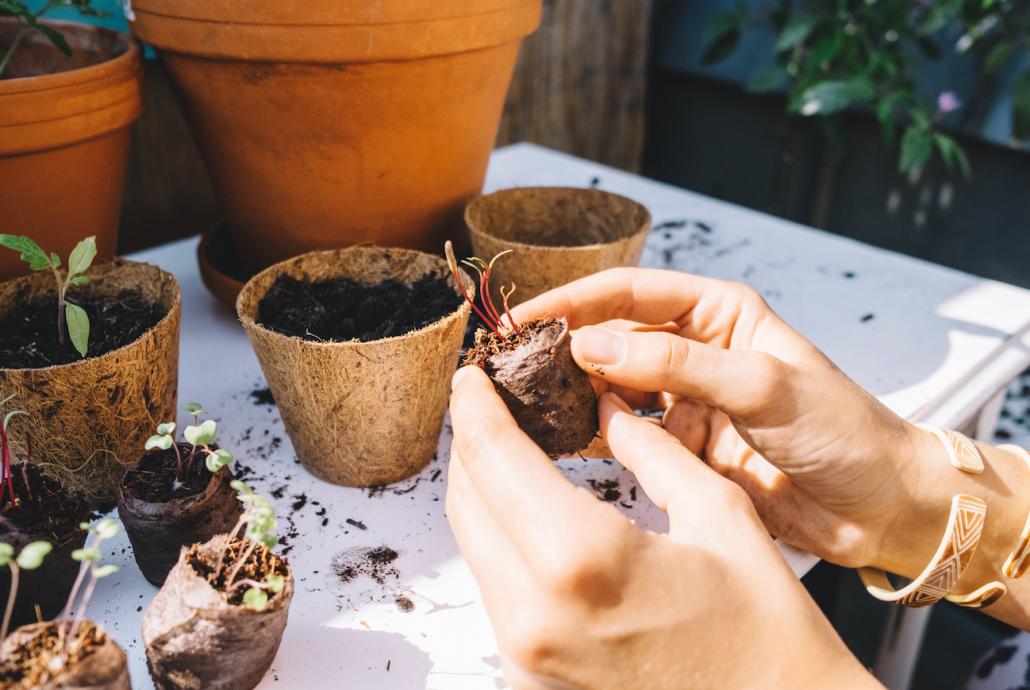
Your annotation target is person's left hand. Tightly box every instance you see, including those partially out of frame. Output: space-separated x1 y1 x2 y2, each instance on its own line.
446 366 878 690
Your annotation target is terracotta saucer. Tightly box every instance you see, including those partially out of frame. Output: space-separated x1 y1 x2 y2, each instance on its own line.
197 224 254 309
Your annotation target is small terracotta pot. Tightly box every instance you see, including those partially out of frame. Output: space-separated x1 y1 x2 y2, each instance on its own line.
143 534 293 690
466 187 652 306
129 0 542 275
0 19 142 281
237 247 472 487
118 448 243 586
0 621 130 690
0 260 181 505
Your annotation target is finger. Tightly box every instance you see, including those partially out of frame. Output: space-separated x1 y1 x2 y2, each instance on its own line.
576 416 662 459
662 398 710 457
511 268 728 334
446 452 532 620
449 366 624 561
572 327 789 422
600 393 731 542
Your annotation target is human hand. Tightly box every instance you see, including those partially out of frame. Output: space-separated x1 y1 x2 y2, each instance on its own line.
446 366 877 690
510 268 930 572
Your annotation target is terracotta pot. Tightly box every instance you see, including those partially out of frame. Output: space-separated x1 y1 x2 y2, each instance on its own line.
128 0 541 275
236 247 472 487
466 187 652 306
0 19 142 281
0 260 181 506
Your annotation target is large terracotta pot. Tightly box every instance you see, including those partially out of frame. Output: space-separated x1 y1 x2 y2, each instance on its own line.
129 0 541 274
0 20 142 281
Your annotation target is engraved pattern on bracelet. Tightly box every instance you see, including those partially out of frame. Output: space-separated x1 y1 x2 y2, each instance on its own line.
1000 444 1030 579
859 494 987 607
917 424 985 474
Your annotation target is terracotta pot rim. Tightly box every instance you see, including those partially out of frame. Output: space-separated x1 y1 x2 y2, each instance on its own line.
0 19 140 95
130 0 540 63
236 246 473 349
466 187 652 252
0 259 181 374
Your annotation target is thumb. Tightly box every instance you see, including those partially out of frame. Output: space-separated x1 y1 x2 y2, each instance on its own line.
600 393 746 543
574 327 788 422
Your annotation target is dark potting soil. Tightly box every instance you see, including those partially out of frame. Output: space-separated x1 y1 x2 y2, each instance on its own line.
256 274 461 343
0 290 166 369
186 538 290 606
0 463 91 537
250 387 276 406
121 444 215 503
463 317 560 367
332 546 399 585
0 621 106 687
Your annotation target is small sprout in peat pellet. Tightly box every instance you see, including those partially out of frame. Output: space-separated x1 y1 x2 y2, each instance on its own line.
444 240 520 340
218 480 283 612
145 402 232 489
0 394 27 510
0 234 97 358
0 540 52 640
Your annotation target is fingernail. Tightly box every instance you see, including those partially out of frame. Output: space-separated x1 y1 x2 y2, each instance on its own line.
452 365 474 389
576 327 626 366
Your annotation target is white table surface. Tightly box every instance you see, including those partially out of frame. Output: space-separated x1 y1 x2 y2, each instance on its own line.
89 143 1030 689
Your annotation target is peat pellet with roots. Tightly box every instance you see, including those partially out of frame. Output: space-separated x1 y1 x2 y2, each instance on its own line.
143 534 293 690
465 317 598 458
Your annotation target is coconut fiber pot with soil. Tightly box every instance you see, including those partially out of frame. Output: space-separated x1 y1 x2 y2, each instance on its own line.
143 485 292 690
0 408 91 630
0 236 181 505
447 243 598 458
466 187 651 306
118 407 243 586
0 14 142 281
237 246 472 487
129 0 542 277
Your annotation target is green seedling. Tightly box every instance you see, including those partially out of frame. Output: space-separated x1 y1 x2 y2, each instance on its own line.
144 403 233 487
0 235 96 358
60 518 119 644
0 1 109 78
0 540 52 640
216 480 282 612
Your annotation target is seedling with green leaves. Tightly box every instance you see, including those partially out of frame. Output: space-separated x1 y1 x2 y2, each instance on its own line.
0 234 97 357
0 0 109 78
144 402 233 487
0 540 52 640
213 480 284 612
60 518 119 644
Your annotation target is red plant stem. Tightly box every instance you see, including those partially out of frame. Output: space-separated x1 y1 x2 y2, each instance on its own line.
481 267 508 330
448 263 503 339
0 428 10 509
501 286 521 335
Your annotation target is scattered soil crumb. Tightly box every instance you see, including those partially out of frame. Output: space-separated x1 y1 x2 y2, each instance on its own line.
587 479 620 502
251 387 276 406
394 595 414 613
332 546 400 586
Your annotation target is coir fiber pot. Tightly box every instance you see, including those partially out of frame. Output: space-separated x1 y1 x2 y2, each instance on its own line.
237 247 472 487
142 534 293 690
129 0 542 275
466 187 652 306
118 444 243 586
0 621 130 690
0 464 91 630
0 19 142 281
0 261 180 505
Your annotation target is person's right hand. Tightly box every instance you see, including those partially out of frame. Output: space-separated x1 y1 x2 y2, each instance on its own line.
510 268 928 573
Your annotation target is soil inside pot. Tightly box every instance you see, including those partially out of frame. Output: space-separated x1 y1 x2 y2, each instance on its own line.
464 317 599 458
0 620 105 687
256 273 460 343
121 444 215 503
186 538 290 606
0 463 90 536
0 19 128 81
0 289 166 369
